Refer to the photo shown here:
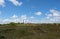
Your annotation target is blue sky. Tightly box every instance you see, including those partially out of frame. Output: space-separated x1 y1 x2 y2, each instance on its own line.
0 0 60 24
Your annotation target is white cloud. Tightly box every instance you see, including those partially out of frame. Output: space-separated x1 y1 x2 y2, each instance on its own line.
45 9 60 23
50 9 60 17
11 14 18 19
30 16 34 19
35 11 42 16
21 15 27 20
0 0 5 7
1 9 60 24
1 18 21 24
2 19 11 24
46 16 50 19
9 0 23 6
0 19 3 24
46 14 52 17
0 15 27 24
2 14 20 23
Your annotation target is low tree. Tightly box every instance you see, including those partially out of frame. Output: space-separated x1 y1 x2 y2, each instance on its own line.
0 24 2 26
9 22 16 26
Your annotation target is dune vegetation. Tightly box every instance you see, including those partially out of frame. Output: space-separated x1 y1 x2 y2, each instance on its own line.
0 22 60 39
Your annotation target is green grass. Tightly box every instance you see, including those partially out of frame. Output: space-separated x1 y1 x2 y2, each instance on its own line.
0 23 60 39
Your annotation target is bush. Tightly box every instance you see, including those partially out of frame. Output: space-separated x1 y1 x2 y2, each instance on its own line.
9 22 16 26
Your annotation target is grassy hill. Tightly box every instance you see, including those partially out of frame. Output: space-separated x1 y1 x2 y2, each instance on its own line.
0 23 60 39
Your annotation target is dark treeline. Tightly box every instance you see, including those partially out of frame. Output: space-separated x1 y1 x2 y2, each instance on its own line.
0 22 60 26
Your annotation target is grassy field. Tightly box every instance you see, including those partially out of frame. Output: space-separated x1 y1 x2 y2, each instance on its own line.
0 23 60 39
